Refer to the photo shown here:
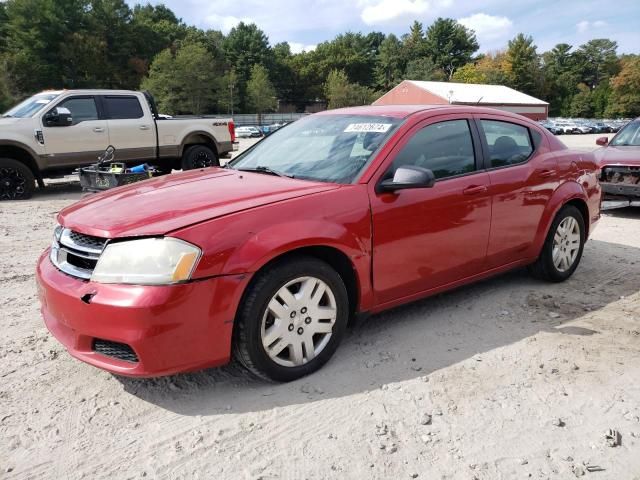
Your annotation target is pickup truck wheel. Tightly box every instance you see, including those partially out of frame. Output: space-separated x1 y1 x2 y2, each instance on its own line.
0 158 35 200
234 256 349 382
528 205 585 282
181 145 218 170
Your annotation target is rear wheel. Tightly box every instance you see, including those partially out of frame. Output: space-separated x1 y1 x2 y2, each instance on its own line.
528 205 585 282
181 145 218 170
234 256 349 382
0 158 35 200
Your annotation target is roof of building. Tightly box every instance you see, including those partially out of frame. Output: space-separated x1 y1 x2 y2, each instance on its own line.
407 80 549 106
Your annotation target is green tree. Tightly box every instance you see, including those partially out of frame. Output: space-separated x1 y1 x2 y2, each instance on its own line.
405 58 442 81
324 69 376 109
376 34 404 89
142 42 220 114
403 21 427 62
424 18 478 80
541 43 581 115
224 22 272 111
246 64 277 118
569 83 594 117
505 34 541 95
606 56 640 117
575 39 618 88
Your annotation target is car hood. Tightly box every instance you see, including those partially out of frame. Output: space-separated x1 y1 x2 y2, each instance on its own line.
0 116 30 127
595 145 640 167
59 168 340 238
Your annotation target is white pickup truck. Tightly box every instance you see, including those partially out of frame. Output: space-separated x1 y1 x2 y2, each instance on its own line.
0 89 236 199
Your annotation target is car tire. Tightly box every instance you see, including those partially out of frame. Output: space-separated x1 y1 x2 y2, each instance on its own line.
181 145 218 170
233 255 350 382
0 158 35 200
528 205 585 282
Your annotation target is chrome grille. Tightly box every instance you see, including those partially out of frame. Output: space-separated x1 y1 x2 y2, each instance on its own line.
50 228 108 280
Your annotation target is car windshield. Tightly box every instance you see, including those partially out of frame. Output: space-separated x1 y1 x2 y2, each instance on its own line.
229 114 401 183
3 92 61 118
610 120 640 146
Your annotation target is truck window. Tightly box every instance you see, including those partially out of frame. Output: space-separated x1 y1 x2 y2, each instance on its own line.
55 97 98 125
103 96 144 120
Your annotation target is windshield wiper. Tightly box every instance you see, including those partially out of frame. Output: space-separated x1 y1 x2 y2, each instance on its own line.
236 166 294 178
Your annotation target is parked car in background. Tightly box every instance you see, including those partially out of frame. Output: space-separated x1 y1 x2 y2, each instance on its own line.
539 121 562 135
37 105 601 381
236 126 263 138
555 121 582 134
590 122 612 134
595 117 640 205
0 89 235 200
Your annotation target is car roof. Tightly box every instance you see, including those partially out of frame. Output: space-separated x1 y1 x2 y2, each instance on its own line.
316 104 540 122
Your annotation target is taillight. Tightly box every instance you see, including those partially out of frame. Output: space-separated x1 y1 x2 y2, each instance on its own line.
228 121 235 143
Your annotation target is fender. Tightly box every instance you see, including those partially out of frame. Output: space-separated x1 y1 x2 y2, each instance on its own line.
0 140 44 173
174 186 374 310
180 130 219 157
529 179 589 258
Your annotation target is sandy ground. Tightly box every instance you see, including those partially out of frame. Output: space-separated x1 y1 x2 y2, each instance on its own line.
2 136 640 479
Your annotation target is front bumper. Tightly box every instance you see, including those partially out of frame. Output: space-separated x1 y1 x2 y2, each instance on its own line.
601 182 640 199
36 249 248 377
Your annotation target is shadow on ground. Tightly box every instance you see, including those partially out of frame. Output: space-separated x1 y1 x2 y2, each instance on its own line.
117 237 640 416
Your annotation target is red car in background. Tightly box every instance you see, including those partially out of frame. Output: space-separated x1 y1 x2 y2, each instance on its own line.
595 117 640 206
36 105 601 382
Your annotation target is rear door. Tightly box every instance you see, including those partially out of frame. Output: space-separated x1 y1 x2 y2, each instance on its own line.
369 115 492 305
475 115 559 268
41 95 108 167
101 95 156 162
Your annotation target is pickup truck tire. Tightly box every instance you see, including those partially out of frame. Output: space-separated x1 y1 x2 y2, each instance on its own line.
233 255 349 382
0 158 35 200
181 145 218 170
528 205 585 282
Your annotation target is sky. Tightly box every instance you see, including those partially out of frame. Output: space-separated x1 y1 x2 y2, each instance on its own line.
130 0 640 54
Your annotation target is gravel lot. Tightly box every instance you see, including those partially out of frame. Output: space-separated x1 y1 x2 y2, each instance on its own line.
2 136 640 479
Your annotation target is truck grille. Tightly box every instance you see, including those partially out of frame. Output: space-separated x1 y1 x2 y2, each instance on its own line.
93 339 139 363
50 228 108 280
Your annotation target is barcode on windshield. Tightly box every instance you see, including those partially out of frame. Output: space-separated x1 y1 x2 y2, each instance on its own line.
344 123 392 133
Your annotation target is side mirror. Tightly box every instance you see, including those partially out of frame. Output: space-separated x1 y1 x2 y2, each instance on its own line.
596 136 609 146
44 107 73 127
377 166 436 193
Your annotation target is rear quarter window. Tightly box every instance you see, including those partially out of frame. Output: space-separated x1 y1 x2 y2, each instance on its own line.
480 120 534 168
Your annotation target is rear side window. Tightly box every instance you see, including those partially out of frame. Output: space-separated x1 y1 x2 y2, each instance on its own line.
389 119 476 180
56 97 98 125
480 120 533 168
103 96 144 119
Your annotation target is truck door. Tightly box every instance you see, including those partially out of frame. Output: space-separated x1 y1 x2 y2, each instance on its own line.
41 95 109 167
100 95 156 163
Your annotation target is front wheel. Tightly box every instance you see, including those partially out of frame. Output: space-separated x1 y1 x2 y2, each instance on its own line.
0 158 35 200
181 145 218 170
529 205 585 282
234 256 349 382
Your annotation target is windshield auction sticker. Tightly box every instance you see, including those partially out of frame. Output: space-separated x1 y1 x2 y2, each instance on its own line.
344 123 392 133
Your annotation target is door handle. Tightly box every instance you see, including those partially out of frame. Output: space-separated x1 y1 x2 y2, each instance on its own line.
539 169 556 178
139 125 150 130
93 127 105 133
463 185 488 195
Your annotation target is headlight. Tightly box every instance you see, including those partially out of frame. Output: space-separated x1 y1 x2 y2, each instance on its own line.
91 237 201 285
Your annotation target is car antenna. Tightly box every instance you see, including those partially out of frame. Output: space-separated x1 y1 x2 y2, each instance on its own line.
476 96 484 105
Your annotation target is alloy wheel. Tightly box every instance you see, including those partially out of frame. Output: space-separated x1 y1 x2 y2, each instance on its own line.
0 167 26 200
194 150 213 168
552 216 581 272
261 276 337 367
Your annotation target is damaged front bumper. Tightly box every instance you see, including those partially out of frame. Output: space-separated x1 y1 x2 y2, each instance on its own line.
600 165 640 201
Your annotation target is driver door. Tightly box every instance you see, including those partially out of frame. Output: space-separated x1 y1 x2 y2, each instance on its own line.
369 115 492 306
41 95 109 168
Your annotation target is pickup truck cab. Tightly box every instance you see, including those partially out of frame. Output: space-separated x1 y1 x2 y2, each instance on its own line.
0 89 235 200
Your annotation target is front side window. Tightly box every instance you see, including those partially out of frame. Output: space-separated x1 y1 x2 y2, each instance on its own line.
3 93 60 118
611 120 640 146
230 114 401 184
481 120 534 168
103 96 144 119
387 119 476 180
56 97 98 125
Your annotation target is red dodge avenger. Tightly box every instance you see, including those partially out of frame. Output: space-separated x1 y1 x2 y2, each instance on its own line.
36 105 601 381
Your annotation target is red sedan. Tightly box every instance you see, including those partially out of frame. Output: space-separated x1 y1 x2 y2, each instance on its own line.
36 105 601 381
595 117 640 205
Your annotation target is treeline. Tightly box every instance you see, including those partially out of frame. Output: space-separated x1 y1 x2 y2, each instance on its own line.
1 0 639 117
